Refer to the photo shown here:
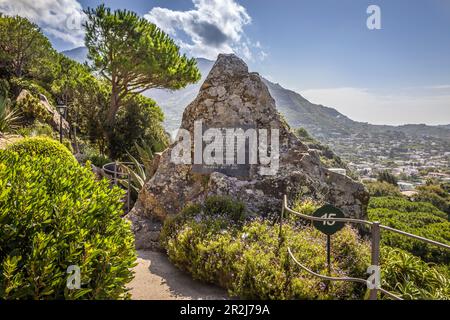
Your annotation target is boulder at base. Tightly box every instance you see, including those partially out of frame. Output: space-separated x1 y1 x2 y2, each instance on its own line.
127 54 369 250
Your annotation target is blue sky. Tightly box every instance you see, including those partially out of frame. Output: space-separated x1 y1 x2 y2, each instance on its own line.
1 0 449 125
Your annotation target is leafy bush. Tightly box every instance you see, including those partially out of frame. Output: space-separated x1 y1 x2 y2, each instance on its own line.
203 195 247 222
162 196 450 300
9 77 56 106
107 95 169 160
86 153 111 168
377 171 398 186
365 181 402 197
15 92 50 124
381 247 449 299
369 196 446 218
369 197 449 264
0 140 136 299
17 121 54 138
415 184 450 215
5 137 76 165
0 93 20 133
161 197 371 300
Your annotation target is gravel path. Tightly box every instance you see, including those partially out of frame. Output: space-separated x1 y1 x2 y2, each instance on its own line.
128 250 228 300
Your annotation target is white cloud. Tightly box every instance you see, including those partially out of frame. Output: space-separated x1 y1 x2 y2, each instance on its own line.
0 0 86 46
144 0 264 61
301 87 450 125
259 50 268 61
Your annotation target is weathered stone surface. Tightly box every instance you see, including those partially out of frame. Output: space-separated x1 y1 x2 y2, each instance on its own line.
128 54 369 248
17 90 70 136
0 134 22 149
126 211 164 251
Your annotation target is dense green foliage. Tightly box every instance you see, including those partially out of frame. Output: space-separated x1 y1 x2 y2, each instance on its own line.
5 137 76 165
368 197 449 264
365 181 403 197
0 92 20 133
0 12 170 160
369 196 446 218
0 139 136 299
415 184 450 215
162 196 450 300
108 95 169 159
377 171 398 186
15 92 49 125
161 197 370 300
0 15 55 78
84 4 200 135
381 247 449 299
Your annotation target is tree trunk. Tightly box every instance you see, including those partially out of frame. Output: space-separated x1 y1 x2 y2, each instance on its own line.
105 83 121 158
106 91 120 128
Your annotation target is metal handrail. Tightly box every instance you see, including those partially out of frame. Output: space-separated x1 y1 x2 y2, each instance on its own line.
287 247 403 300
284 204 373 226
379 225 450 250
287 247 368 285
282 194 450 300
283 195 450 250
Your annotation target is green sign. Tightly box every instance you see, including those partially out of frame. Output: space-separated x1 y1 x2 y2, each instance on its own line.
312 205 345 235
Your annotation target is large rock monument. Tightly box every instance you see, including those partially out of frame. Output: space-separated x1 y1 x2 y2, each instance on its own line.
127 54 369 249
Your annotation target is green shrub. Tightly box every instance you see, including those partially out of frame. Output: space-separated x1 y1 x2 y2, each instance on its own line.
366 181 402 197
162 196 450 300
161 197 371 300
203 195 247 222
381 247 449 299
0 142 136 299
17 121 54 138
15 93 50 124
87 153 111 168
9 77 55 106
5 136 76 165
369 196 446 218
415 184 450 215
291 198 321 216
368 197 450 264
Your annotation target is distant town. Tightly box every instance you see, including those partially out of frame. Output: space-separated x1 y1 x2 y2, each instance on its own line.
321 131 450 192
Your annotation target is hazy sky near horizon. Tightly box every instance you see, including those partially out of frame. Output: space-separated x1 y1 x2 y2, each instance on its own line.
1 0 449 125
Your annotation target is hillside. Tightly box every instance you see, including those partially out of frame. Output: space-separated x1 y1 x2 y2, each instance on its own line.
145 57 450 142
61 49 450 141
61 46 89 64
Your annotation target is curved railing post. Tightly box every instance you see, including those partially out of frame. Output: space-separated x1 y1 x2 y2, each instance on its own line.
279 195 286 241
369 221 381 300
282 194 450 300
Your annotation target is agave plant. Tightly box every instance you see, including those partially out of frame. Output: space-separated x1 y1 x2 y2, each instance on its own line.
118 140 154 197
381 247 450 300
0 95 21 133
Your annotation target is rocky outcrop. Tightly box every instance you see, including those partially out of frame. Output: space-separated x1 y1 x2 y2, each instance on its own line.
0 134 22 149
16 90 70 136
127 54 369 249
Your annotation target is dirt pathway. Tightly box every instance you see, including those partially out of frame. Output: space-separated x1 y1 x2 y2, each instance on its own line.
128 250 228 300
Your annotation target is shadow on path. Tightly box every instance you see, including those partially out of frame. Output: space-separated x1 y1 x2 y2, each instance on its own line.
128 250 228 300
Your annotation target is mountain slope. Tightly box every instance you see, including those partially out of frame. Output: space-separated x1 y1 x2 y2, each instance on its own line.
59 49 450 140
144 58 213 133
144 57 450 140
61 46 88 64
